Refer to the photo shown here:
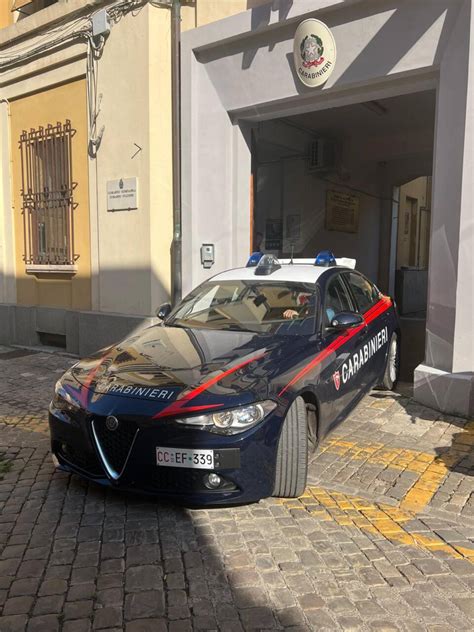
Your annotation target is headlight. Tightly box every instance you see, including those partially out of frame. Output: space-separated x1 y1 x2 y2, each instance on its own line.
175 400 276 435
50 380 81 415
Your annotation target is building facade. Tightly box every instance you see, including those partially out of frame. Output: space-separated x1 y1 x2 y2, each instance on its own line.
0 0 472 416
179 0 473 416
0 0 267 354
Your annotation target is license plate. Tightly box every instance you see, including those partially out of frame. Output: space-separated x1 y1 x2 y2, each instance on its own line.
156 447 214 469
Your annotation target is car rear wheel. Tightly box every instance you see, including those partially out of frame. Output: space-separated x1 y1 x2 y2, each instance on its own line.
273 396 308 498
379 332 399 391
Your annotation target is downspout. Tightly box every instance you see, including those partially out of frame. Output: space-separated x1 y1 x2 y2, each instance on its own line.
171 0 182 304
0 97 16 305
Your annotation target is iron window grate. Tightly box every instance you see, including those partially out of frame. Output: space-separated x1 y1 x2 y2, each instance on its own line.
19 120 78 266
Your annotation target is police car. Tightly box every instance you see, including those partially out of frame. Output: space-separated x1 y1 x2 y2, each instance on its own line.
49 251 400 505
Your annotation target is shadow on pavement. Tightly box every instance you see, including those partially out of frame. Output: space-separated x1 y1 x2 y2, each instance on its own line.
434 420 474 478
0 419 308 630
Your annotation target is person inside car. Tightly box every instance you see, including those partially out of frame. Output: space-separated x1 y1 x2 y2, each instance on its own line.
283 292 313 319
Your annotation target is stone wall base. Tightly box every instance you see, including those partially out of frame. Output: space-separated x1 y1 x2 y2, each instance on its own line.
0 304 155 357
414 363 474 418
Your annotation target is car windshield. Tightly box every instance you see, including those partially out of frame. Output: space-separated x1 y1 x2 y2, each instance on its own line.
167 280 317 335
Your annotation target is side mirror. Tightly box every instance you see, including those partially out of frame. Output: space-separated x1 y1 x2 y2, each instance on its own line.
156 302 172 320
330 311 364 331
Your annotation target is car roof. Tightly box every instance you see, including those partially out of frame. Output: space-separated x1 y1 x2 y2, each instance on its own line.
211 264 349 285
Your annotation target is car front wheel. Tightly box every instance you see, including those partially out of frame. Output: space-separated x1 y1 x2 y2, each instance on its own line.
273 396 308 498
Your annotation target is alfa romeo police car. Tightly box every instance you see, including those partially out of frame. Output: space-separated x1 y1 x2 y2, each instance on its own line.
49 251 400 505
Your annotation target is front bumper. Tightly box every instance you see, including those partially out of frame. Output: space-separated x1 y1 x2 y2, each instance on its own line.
49 407 284 505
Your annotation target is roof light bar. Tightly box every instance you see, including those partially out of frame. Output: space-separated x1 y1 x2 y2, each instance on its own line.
254 254 281 276
314 250 336 267
247 251 356 270
246 252 264 268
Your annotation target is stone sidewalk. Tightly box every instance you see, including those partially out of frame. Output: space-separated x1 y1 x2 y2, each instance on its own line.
0 347 473 631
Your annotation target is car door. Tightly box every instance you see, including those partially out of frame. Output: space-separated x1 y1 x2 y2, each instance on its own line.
318 272 369 435
342 271 389 388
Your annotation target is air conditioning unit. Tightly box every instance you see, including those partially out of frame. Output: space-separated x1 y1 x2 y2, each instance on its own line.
307 138 336 172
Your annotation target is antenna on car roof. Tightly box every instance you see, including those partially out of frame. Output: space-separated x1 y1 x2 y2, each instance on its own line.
290 244 294 265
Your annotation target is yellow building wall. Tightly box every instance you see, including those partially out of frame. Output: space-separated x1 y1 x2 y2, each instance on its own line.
149 6 173 309
1 1 271 31
10 79 91 310
0 1 14 29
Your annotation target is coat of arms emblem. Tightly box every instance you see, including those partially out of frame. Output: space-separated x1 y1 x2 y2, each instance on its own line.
293 19 336 88
300 34 324 68
332 370 341 391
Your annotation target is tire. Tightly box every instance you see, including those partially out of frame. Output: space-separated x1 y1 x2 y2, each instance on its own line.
379 332 399 390
273 396 308 498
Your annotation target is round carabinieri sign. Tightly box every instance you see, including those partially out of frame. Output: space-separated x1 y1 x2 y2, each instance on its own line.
293 18 336 88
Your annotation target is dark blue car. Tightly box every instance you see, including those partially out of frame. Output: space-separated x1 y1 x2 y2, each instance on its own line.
49 252 400 505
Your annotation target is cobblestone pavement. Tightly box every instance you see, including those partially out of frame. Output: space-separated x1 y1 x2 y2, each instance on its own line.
0 347 473 632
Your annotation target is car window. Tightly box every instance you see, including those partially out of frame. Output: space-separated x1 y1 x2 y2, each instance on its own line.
168 280 317 335
323 275 353 327
344 272 380 314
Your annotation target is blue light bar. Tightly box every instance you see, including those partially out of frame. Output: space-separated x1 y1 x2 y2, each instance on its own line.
246 252 264 267
314 250 337 267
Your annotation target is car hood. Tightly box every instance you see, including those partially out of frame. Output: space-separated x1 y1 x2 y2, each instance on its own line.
68 324 295 412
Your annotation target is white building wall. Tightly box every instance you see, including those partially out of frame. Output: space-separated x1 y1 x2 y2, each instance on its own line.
453 8 474 376
90 4 172 317
414 0 474 416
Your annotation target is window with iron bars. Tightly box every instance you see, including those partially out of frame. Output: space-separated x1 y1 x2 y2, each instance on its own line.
19 120 78 266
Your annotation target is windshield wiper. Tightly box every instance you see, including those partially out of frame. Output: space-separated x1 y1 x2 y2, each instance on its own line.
220 324 258 333
165 321 188 329
166 320 257 333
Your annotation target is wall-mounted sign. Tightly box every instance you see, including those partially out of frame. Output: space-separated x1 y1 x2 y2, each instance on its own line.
293 19 336 88
107 177 138 211
286 214 301 240
326 190 359 233
265 218 283 250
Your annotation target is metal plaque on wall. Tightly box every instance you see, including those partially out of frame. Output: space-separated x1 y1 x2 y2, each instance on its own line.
326 190 359 233
107 177 138 211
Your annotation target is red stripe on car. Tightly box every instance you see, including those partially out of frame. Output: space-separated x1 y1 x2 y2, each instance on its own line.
152 353 266 419
278 297 392 396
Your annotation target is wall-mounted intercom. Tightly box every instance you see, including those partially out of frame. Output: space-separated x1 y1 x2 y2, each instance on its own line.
200 243 215 269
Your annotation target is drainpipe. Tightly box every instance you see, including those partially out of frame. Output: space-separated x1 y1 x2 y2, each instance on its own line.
0 98 15 305
171 0 182 304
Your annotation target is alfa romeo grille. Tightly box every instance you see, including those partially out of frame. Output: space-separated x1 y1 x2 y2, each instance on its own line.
91 418 138 480
54 441 103 477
